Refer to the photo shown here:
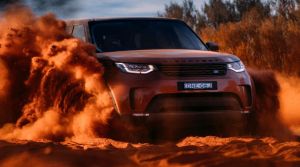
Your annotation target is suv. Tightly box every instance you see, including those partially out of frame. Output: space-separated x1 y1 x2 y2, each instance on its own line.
66 18 254 132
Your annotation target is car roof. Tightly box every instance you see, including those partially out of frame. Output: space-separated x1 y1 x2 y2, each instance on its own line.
65 17 182 25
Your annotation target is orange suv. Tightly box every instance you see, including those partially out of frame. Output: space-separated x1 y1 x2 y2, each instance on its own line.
67 18 255 129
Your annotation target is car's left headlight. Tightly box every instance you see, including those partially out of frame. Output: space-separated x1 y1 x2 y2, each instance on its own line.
115 62 156 74
227 61 245 72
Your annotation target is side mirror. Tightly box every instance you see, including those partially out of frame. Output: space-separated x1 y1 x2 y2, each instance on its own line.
206 42 219 51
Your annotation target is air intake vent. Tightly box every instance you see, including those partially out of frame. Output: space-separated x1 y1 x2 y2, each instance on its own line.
157 64 227 77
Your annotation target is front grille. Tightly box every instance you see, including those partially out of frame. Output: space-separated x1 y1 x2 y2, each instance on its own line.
157 64 227 77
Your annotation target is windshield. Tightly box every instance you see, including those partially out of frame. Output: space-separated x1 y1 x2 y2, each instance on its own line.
89 19 207 52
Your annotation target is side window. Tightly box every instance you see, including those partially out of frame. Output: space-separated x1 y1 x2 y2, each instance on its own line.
66 25 73 34
72 24 86 41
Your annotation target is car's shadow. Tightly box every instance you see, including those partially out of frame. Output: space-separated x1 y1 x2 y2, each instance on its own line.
107 115 248 144
106 112 296 144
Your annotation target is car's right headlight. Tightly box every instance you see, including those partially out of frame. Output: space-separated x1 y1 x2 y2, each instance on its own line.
227 61 245 72
115 62 156 74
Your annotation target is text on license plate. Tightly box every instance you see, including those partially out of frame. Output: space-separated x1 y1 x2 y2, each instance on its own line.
178 81 217 90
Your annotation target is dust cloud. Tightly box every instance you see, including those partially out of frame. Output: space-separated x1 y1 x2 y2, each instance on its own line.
248 70 300 139
0 5 114 141
278 75 300 135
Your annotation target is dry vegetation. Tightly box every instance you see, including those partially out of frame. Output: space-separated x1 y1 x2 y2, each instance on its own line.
159 0 300 76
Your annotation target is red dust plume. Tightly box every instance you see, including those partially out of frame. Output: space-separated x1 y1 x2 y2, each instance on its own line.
0 6 114 141
247 70 300 139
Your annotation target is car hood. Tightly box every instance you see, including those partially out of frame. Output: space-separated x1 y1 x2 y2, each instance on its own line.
96 49 240 64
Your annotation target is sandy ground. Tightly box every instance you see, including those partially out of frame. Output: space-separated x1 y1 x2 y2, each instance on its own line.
1 136 300 167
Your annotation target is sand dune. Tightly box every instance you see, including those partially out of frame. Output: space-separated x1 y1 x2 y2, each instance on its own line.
1 136 300 167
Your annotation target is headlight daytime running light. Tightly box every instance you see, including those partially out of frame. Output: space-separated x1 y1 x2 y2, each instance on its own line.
227 61 245 73
115 62 156 74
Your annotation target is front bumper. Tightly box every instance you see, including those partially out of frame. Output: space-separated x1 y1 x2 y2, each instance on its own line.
105 67 254 115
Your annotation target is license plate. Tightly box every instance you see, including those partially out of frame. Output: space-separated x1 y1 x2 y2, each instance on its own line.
178 81 217 90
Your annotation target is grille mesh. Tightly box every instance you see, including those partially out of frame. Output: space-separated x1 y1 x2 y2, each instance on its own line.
157 64 227 77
